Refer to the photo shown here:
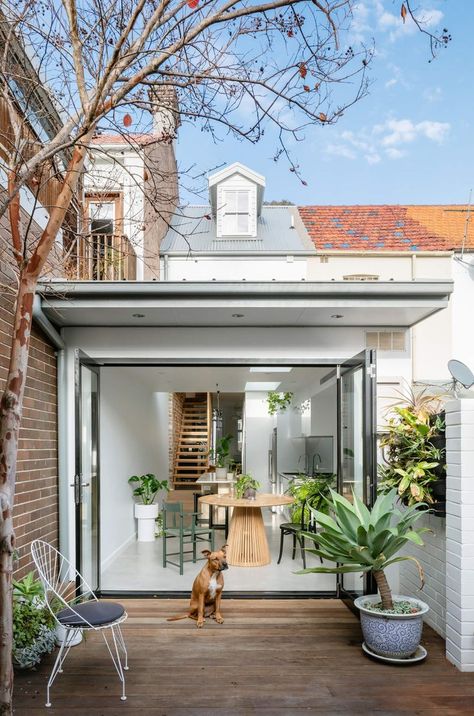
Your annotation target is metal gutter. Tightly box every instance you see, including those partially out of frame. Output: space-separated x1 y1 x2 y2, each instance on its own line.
37 279 454 301
33 295 65 349
161 251 316 257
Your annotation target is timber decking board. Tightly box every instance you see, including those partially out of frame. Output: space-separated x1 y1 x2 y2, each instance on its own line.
13 599 473 715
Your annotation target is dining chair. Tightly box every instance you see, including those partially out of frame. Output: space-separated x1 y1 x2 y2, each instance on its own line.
276 498 321 569
162 501 215 574
31 539 128 708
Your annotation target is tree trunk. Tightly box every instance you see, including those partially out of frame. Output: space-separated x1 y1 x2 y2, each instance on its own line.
0 128 92 715
0 273 36 715
373 569 394 611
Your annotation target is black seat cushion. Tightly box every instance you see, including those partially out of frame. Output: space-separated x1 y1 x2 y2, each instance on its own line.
57 600 125 627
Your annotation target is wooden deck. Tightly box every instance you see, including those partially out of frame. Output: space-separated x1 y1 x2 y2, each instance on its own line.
14 599 474 715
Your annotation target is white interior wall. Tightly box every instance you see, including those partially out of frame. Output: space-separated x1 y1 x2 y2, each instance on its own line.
244 392 274 491
311 383 337 472
100 369 169 570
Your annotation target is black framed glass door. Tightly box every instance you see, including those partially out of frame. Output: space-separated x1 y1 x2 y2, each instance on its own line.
74 350 100 592
336 349 377 601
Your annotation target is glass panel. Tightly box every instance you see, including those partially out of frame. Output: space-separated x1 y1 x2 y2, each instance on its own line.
80 366 99 590
89 201 114 234
339 365 364 597
237 212 249 233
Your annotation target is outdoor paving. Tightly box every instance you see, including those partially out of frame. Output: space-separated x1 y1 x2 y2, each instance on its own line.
14 599 474 715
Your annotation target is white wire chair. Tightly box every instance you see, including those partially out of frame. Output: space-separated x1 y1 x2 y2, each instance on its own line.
31 539 129 708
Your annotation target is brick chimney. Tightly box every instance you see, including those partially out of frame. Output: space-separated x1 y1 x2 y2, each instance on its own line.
142 85 180 279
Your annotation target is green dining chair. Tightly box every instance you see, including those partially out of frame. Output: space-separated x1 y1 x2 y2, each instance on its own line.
162 501 215 575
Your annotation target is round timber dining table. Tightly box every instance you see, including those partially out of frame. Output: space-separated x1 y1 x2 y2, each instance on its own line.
199 493 294 567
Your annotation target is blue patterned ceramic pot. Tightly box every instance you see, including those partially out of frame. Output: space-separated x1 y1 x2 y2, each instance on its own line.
354 595 429 659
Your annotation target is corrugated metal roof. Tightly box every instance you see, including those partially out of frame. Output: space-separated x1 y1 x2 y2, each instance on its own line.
161 205 312 253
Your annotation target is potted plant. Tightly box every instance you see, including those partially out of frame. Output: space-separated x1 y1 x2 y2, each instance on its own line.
287 473 336 525
378 387 446 508
214 434 233 479
235 473 260 499
300 488 430 662
266 390 293 416
12 573 56 670
128 473 169 542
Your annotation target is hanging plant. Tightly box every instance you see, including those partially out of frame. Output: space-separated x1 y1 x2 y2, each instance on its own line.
378 387 446 507
267 391 293 416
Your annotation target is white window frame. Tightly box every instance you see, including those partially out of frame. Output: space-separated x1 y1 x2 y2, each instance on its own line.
216 183 257 238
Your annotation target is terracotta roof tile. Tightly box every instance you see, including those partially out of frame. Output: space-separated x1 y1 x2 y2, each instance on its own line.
90 133 156 146
297 205 474 252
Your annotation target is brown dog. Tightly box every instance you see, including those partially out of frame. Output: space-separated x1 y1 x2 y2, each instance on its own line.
167 545 228 628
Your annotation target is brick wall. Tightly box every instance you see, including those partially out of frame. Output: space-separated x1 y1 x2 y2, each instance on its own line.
445 400 474 672
399 513 446 637
0 286 59 578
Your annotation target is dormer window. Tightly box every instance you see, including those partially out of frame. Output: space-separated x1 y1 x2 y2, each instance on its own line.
209 162 265 239
221 189 251 235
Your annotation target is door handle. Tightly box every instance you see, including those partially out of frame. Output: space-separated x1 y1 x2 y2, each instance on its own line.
70 475 89 504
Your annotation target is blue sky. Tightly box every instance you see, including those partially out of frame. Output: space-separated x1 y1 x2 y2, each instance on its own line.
177 1 474 206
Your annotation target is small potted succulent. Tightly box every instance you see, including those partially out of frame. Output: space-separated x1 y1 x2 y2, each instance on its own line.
128 473 169 542
300 488 430 662
235 473 260 500
12 573 56 670
214 434 233 479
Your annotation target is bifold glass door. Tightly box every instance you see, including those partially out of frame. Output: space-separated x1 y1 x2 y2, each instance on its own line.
74 351 100 591
337 349 377 601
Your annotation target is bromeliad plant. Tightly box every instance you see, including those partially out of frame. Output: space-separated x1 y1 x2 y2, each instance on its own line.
378 387 445 506
299 488 429 610
128 474 169 505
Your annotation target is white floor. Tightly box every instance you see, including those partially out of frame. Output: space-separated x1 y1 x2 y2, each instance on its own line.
101 512 336 593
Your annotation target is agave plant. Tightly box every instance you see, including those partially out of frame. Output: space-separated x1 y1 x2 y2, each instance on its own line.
299 488 430 610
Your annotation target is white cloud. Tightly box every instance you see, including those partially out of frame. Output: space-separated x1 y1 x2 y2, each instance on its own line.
379 118 450 146
366 153 381 164
423 86 443 103
385 147 405 160
385 78 398 88
324 115 450 165
326 143 357 160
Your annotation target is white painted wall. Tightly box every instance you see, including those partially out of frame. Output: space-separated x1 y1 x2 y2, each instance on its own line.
164 256 307 281
311 383 337 472
399 513 446 637
445 399 474 671
99 368 169 570
243 392 274 492
85 148 145 279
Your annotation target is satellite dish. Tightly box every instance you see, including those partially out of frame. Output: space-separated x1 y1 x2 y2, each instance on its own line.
448 359 474 390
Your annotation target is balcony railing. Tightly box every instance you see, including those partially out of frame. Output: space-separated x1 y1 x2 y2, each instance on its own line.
72 233 137 281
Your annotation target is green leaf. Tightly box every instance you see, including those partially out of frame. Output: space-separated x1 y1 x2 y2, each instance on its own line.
297 565 369 575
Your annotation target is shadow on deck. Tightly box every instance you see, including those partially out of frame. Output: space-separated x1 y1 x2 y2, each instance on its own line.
14 599 473 715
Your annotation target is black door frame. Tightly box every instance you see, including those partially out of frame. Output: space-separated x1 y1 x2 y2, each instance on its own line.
74 349 101 593
336 349 377 604
74 357 376 599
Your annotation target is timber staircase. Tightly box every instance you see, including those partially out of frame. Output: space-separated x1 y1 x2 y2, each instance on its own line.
173 393 211 489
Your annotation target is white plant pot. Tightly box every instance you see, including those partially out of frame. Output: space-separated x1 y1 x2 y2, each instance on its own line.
55 624 83 647
227 472 234 480
215 467 227 479
135 503 159 542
